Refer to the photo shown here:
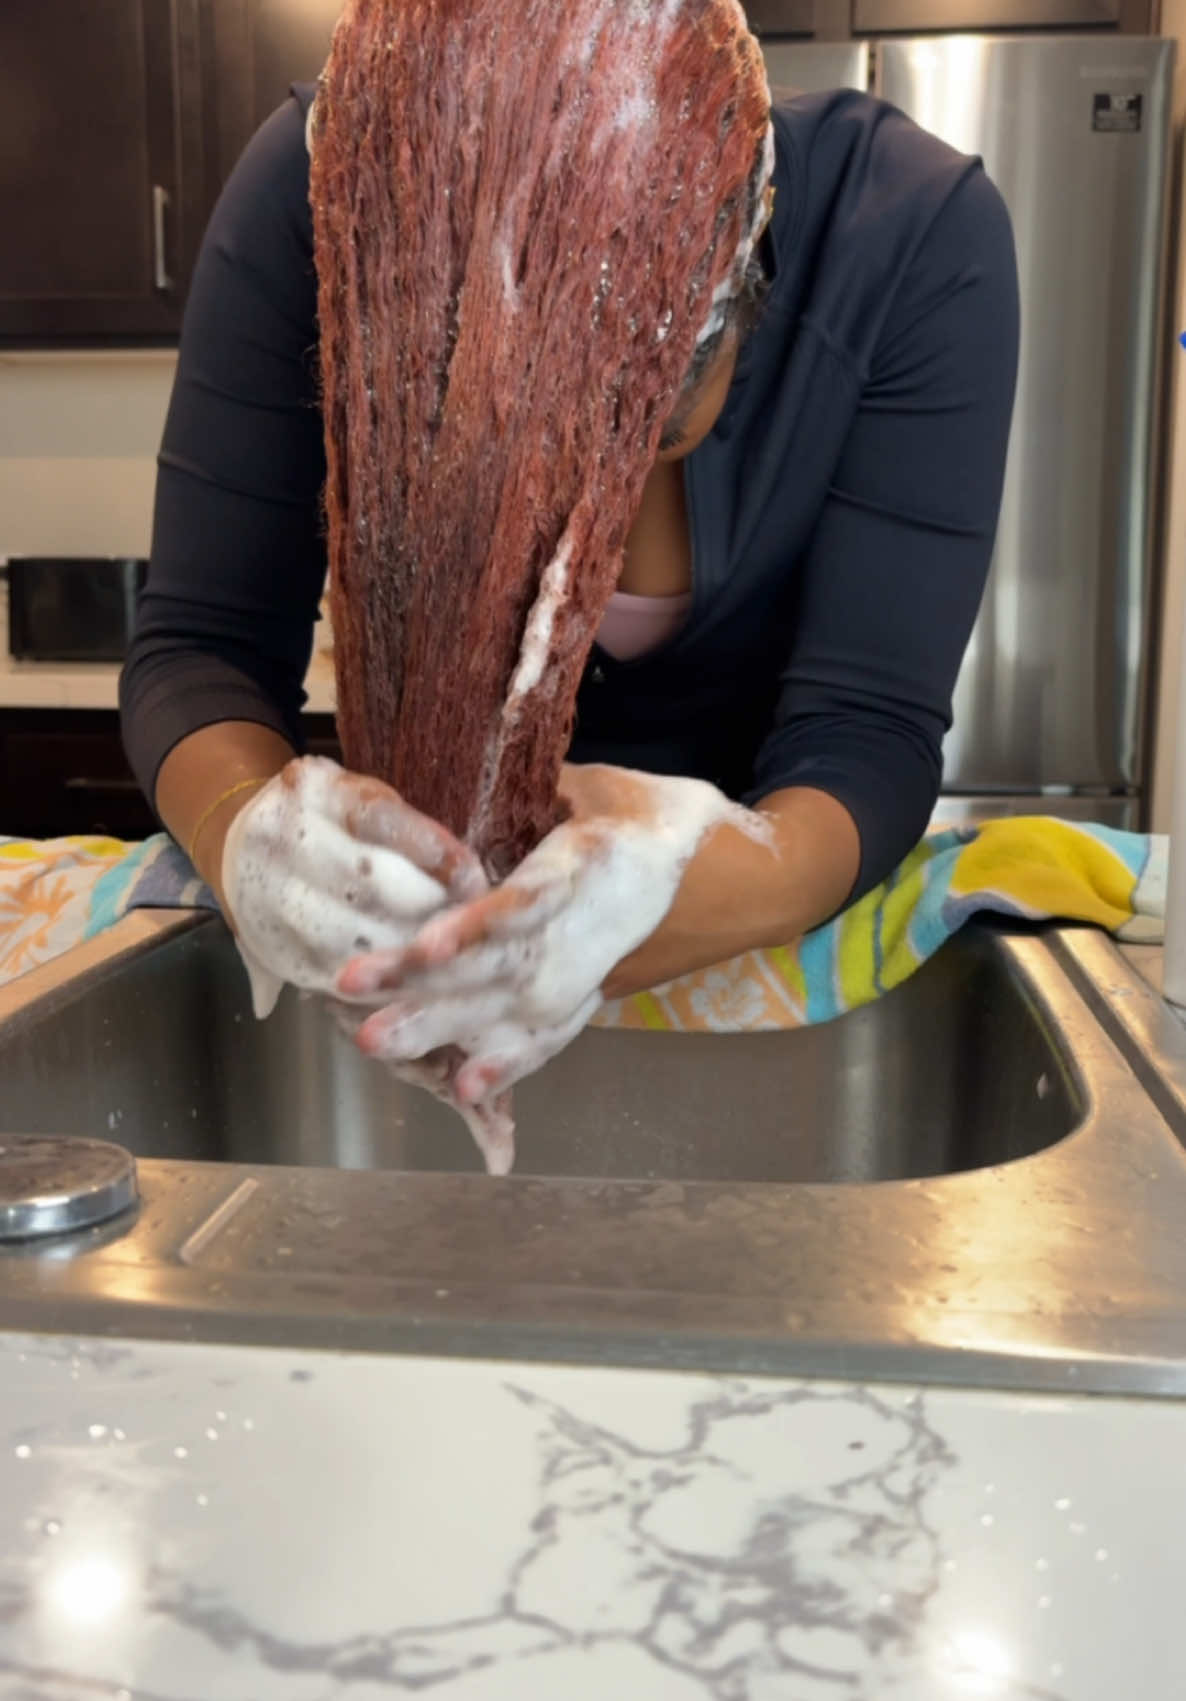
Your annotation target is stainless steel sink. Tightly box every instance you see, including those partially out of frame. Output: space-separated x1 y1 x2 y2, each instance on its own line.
4 909 1186 1400
0 912 1082 1183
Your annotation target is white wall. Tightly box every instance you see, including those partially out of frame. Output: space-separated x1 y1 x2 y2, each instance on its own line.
0 350 175 560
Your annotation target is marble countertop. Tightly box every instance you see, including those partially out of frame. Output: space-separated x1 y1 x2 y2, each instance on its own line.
0 1329 1181 1701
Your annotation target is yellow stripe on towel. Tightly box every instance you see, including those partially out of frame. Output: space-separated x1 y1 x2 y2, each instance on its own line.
878 839 935 991
767 943 807 1015
949 817 1136 931
836 894 877 1009
630 990 672 1031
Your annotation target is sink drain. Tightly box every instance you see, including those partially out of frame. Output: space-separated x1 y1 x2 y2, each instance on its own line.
0 1136 138 1241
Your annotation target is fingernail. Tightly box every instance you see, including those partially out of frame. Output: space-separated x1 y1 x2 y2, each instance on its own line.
357 1005 413 1055
339 955 396 996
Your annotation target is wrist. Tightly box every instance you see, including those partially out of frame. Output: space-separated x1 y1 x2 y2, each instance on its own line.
601 787 860 997
189 777 270 914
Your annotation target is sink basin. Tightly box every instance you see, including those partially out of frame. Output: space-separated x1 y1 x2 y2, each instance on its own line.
3 912 1186 1396
0 913 1082 1183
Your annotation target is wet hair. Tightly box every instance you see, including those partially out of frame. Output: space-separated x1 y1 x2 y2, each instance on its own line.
311 0 772 873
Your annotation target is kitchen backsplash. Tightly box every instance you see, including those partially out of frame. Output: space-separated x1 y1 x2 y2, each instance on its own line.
0 351 175 558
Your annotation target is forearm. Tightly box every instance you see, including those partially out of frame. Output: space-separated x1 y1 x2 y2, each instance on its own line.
155 721 296 910
605 785 860 998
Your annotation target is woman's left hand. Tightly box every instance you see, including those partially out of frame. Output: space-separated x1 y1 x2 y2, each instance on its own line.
335 763 756 1105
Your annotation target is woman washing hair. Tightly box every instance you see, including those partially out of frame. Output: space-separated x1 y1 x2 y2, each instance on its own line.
122 0 1019 1170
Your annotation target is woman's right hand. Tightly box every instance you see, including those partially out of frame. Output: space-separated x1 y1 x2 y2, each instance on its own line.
220 755 488 1021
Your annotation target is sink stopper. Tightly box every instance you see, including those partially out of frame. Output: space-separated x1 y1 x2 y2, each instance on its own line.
0 1136 138 1242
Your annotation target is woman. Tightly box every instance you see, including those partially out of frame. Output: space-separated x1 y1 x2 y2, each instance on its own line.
121 0 1018 1167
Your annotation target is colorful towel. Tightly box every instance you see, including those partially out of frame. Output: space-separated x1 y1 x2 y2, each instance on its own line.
0 819 1167 1031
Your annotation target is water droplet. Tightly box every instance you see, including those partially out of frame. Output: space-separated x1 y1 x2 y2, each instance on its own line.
196 1493 209 1508
1038 1594 1052 1609
113 1428 127 1442
980 1513 994 1527
204 1428 219 1442
1095 1547 1108 1562
173 1445 188 1460
88 1424 108 1440
44 1519 61 1537
983 1482 996 1496
1054 1497 1071 1511
242 1418 255 1432
1036 1557 1049 1572
1069 1521 1086 1536
878 1592 893 1608
215 1411 227 1423
1051 1663 1064 1678
942 1559 957 1573
14 1445 31 1460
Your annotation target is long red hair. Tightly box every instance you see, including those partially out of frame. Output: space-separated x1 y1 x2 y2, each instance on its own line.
311 0 771 873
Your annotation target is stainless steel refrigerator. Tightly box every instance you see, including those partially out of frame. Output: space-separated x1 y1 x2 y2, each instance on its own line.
760 34 1174 829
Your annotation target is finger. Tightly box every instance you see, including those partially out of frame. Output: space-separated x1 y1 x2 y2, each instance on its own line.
335 893 533 995
453 994 600 1101
254 888 416 985
338 937 545 1016
354 987 511 1062
367 869 573 984
340 782 486 898
246 781 450 922
355 843 453 923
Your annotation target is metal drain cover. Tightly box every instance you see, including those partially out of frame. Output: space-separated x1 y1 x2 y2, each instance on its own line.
0 1136 138 1241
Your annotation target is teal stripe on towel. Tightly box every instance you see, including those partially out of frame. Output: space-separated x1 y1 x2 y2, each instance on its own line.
83 839 162 939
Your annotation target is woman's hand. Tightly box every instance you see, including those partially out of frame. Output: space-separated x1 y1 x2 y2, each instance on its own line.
221 755 487 1019
335 764 759 1105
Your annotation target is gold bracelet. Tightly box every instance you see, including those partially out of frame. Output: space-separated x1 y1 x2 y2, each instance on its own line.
187 776 269 869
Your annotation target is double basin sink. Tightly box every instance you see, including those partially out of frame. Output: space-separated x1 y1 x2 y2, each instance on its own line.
1 909 1186 1394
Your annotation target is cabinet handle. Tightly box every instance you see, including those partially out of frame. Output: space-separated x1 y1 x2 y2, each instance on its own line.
152 185 174 292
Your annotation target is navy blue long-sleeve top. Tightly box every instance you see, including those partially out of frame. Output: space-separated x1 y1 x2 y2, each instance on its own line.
121 86 1019 899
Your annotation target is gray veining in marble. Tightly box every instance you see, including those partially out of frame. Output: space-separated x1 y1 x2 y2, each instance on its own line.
0 1333 1180 1699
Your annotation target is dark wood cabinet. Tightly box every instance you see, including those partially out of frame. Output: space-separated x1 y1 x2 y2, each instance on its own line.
0 710 340 841
0 0 207 344
1 0 341 347
205 0 341 195
0 711 158 840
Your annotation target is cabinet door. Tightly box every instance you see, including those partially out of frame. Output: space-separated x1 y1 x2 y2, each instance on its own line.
0 0 204 344
852 0 1154 28
0 712 157 840
207 0 342 194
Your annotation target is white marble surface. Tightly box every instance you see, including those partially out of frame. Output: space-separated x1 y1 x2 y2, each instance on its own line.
0 1332 1183 1699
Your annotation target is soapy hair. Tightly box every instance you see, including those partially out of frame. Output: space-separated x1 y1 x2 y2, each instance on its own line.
310 0 772 874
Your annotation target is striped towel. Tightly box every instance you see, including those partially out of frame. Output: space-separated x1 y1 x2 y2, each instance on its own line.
0 819 1167 1031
